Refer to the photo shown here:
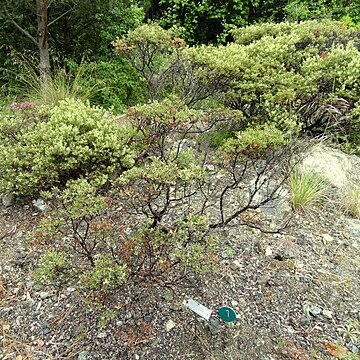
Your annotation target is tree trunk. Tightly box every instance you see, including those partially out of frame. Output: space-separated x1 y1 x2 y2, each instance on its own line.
37 0 51 85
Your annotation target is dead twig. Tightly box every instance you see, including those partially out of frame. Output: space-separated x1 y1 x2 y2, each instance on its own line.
0 225 17 241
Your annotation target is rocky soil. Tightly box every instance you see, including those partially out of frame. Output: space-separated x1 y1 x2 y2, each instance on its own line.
0 198 360 360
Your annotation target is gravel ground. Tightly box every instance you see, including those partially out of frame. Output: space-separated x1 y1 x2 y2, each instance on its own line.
1 201 360 360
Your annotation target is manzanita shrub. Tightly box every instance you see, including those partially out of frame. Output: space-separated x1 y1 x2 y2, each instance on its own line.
32 98 293 293
32 178 128 291
0 98 136 197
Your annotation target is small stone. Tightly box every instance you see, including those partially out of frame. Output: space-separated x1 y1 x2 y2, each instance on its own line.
165 319 176 332
296 234 309 245
2 193 15 207
322 234 333 244
0 307 11 316
258 274 271 286
300 317 310 326
39 291 51 299
254 240 265 254
309 306 322 317
66 287 76 294
14 252 28 267
135 355 140 360
265 246 273 256
32 198 47 212
78 351 89 360
162 289 173 302
208 318 222 336
322 309 333 319
124 312 132 320
221 246 234 259
25 280 34 289
230 260 242 271
224 273 235 284
231 300 238 308
350 344 359 353
41 322 50 335
97 332 107 339
3 265 12 272
144 314 154 322
116 320 123 327
274 249 294 260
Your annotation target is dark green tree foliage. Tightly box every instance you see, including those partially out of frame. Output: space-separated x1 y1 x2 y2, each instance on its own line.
1 0 144 61
147 0 290 45
147 0 360 45
48 0 145 59
0 1 145 97
285 0 360 24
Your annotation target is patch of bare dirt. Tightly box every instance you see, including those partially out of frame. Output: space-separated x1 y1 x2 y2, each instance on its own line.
1 203 360 360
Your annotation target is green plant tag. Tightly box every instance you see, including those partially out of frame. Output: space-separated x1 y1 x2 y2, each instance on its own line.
218 306 237 323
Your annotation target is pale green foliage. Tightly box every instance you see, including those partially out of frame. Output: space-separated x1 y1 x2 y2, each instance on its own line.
115 23 174 48
131 214 216 275
82 256 127 291
35 178 110 250
231 22 294 45
33 179 119 287
128 96 195 125
184 20 360 144
119 155 205 186
171 215 216 274
0 98 135 196
33 164 216 289
288 168 329 211
127 96 207 157
29 89 292 292
33 250 71 285
301 44 360 100
50 178 108 219
221 125 287 155
232 20 358 47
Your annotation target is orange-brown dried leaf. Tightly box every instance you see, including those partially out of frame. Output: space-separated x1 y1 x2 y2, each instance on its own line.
325 343 349 358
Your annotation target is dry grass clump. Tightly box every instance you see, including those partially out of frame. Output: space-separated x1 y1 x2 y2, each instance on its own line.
342 185 360 219
288 167 330 212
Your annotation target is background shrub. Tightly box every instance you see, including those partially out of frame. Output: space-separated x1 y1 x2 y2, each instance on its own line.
0 98 136 197
180 21 360 150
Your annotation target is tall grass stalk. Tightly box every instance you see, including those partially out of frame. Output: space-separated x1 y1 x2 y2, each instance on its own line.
4 52 98 106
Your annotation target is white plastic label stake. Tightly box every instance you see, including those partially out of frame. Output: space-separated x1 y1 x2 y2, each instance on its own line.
182 298 212 321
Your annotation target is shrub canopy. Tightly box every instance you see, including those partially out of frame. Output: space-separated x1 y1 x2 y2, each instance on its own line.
0 98 136 196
